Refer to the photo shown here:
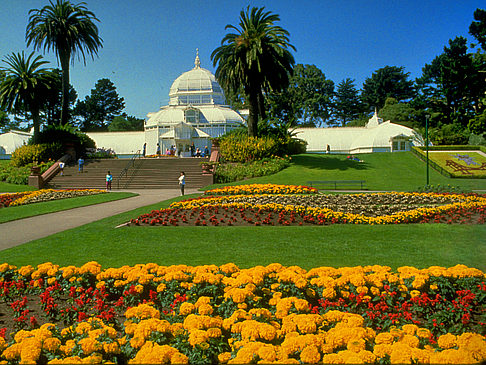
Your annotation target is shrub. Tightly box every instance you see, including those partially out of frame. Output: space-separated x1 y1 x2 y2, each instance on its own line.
10 143 62 167
214 157 290 183
219 134 279 162
32 124 96 158
86 147 117 159
0 160 53 184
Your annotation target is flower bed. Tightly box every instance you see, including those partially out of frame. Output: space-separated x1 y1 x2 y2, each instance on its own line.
0 189 106 208
128 191 486 226
205 183 318 195
0 262 484 364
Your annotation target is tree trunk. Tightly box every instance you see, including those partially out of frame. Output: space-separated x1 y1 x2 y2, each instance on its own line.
60 55 70 125
247 92 259 137
31 108 41 144
257 91 266 121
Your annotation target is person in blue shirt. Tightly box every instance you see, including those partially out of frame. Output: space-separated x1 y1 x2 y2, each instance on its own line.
106 171 113 191
78 157 84 173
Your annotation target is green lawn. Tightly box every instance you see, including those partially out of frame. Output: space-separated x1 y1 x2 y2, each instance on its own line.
0 192 137 223
0 181 36 193
1 152 485 271
0 195 484 271
205 152 486 191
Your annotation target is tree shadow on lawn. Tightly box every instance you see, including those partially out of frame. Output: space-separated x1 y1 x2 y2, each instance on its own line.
292 154 369 171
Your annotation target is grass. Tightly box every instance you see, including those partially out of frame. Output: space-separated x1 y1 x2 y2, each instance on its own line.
0 195 484 271
205 152 486 191
1 152 485 271
0 192 137 223
0 181 36 193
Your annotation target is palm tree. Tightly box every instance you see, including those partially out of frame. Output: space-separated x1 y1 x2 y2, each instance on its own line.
26 0 102 125
211 6 295 137
0 51 54 143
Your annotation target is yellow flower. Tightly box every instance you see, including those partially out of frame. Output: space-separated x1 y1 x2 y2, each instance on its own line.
300 345 321 364
437 333 457 349
179 302 195 316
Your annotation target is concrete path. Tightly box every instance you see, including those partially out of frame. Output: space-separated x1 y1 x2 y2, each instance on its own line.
0 189 199 251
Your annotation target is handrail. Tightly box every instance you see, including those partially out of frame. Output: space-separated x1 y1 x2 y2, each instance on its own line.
117 150 141 189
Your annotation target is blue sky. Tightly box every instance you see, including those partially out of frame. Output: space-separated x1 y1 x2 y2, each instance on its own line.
1 0 483 119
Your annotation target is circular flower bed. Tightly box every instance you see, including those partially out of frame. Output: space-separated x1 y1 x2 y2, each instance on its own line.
0 262 484 364
128 187 486 226
0 189 106 208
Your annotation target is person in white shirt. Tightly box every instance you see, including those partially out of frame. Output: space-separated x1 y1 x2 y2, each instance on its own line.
106 171 113 191
59 161 65 176
178 171 185 196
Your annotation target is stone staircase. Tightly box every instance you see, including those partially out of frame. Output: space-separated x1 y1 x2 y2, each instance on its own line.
47 157 212 189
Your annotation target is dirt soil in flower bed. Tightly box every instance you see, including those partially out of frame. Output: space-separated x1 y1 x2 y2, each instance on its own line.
127 205 486 227
0 293 135 340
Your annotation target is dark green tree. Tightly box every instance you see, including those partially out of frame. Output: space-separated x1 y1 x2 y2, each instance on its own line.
333 78 363 126
211 6 295 136
108 114 144 131
26 0 103 125
469 8 486 51
0 52 54 142
267 64 334 127
0 70 9 132
416 37 485 127
73 78 125 131
378 97 418 128
41 69 77 126
361 66 415 110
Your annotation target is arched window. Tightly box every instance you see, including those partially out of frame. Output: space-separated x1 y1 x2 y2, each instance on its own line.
185 109 200 124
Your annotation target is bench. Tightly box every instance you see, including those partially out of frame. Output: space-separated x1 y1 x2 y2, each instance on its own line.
307 180 367 190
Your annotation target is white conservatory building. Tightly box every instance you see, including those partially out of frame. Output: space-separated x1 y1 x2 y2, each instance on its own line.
82 52 246 157
294 111 424 154
142 53 245 156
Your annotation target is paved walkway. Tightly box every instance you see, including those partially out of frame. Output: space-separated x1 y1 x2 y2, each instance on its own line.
0 189 199 251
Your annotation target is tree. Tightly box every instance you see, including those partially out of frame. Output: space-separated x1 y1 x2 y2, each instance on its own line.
0 52 54 142
378 97 418 128
108 114 144 131
267 64 334 127
470 8 486 51
0 71 9 132
41 69 77 126
73 78 125 131
26 0 103 125
361 66 415 110
211 6 295 136
417 37 485 127
333 78 363 126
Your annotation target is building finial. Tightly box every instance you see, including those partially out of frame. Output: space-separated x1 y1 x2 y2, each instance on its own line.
194 48 201 69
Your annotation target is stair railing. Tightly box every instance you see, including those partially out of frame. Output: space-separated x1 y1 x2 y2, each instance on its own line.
117 150 141 189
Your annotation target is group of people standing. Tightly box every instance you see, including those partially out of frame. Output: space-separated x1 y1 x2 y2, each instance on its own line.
142 142 209 158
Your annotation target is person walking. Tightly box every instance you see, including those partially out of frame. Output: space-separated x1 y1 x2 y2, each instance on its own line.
156 143 161 157
142 143 147 157
78 157 84 173
106 171 113 191
178 171 185 196
59 161 65 176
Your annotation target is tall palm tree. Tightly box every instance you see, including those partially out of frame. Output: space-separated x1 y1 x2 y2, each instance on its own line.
211 6 295 137
26 0 102 125
0 51 54 143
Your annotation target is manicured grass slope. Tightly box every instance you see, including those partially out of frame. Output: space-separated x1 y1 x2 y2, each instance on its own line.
1 196 484 271
0 181 36 193
0 192 137 223
206 152 486 191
